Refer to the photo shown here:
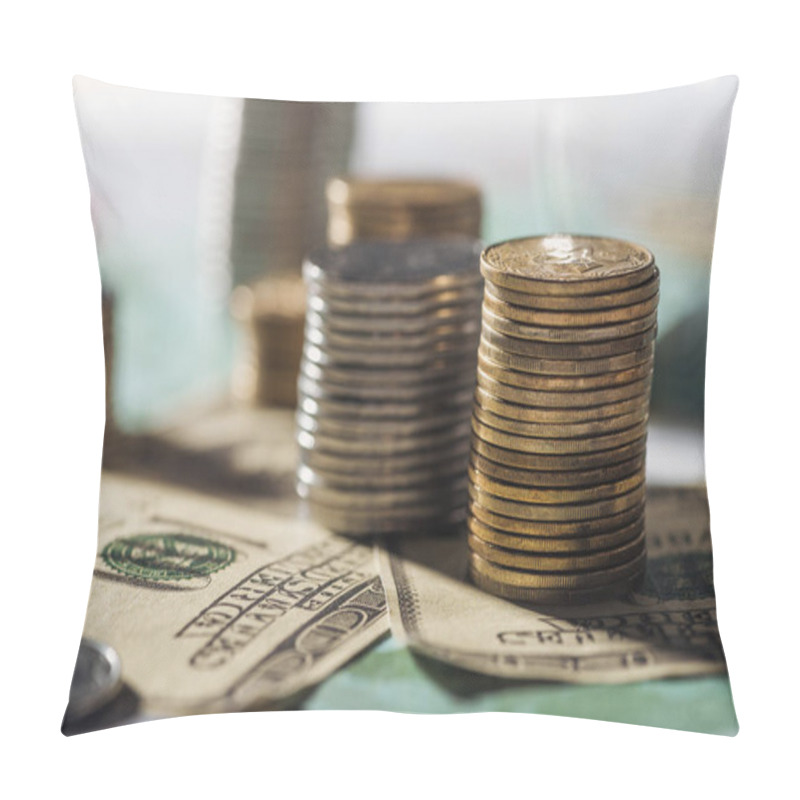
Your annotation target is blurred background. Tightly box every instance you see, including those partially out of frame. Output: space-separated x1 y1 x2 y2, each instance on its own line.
74 76 737 465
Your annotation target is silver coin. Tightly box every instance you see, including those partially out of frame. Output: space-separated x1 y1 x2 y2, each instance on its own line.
64 638 123 722
303 238 483 294
306 503 467 536
298 478 468 511
301 340 479 368
297 460 469 490
299 437 472 474
301 357 478 388
296 408 472 438
304 319 481 351
306 287 484 317
298 372 476 403
305 304 481 334
297 422 471 456
299 390 475 420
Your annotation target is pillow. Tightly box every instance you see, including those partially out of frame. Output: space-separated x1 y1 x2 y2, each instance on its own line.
65 75 738 736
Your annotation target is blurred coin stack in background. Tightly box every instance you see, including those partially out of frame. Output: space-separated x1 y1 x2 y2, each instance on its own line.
296 239 483 535
229 102 356 286
230 277 306 407
326 178 482 246
468 234 659 603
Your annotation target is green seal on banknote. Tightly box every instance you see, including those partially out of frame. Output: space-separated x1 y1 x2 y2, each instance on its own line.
101 533 235 582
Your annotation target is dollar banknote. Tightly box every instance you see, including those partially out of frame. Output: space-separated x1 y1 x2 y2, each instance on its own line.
81 473 388 718
377 485 727 683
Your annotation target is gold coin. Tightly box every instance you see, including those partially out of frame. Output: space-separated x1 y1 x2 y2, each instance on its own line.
473 385 649 424
480 234 655 295
483 283 659 325
471 415 648 455
478 338 654 376
469 449 645 488
469 496 644 537
472 402 648 439
467 529 645 571
468 549 647 589
468 482 645 522
484 270 660 311
471 434 647 471
480 325 656 360
469 560 645 604
477 351 652 392
468 464 644 504
476 367 652 408
468 514 644 553
482 305 658 344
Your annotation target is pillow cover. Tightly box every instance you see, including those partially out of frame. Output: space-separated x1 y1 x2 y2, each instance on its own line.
65 75 738 736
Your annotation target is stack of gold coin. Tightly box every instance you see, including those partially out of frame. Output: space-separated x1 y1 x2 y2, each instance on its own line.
326 178 482 246
297 238 483 535
230 276 306 408
468 234 659 604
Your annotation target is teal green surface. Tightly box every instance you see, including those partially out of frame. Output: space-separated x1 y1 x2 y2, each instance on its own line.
303 636 738 736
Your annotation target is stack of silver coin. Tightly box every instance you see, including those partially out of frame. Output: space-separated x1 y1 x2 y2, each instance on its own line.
296 239 484 535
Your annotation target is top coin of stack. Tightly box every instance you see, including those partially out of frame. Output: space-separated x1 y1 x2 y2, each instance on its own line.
468 234 659 604
296 238 484 535
230 276 307 408
326 177 482 246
